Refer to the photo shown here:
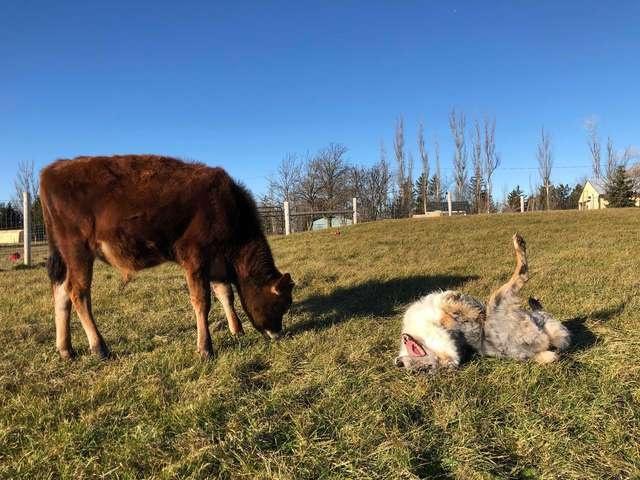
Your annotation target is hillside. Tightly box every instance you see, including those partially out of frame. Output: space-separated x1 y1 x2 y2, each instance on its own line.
1 209 639 479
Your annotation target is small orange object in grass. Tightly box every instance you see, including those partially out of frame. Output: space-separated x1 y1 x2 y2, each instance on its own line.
334 230 341 236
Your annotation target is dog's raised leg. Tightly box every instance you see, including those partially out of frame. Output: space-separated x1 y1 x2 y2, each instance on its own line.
486 233 528 314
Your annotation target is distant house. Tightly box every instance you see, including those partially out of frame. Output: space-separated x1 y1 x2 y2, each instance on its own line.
578 178 640 210
578 179 608 210
311 215 352 230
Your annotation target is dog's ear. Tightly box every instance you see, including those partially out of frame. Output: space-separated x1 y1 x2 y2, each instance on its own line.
402 333 427 357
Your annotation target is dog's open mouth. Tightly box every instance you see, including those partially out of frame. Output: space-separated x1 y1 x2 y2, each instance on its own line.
402 333 427 357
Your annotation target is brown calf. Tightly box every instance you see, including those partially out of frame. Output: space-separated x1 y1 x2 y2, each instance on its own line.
40 155 293 359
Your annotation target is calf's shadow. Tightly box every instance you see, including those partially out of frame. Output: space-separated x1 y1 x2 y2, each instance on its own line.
289 274 477 335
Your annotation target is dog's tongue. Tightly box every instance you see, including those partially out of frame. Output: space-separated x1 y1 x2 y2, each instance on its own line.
402 334 426 357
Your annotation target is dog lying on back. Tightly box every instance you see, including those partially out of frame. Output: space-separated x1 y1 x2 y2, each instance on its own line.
395 234 570 371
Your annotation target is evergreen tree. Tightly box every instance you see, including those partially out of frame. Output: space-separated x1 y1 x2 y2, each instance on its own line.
466 175 487 213
507 186 524 211
606 166 635 207
553 184 572 210
568 183 582 210
428 174 443 203
413 173 428 212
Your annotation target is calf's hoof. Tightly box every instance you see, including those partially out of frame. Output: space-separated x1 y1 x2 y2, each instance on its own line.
58 348 76 360
198 348 214 360
230 328 245 337
90 344 111 360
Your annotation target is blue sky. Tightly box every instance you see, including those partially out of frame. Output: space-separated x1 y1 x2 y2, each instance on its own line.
1 1 639 202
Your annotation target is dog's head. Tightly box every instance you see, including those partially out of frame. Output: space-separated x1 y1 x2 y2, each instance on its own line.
394 333 441 372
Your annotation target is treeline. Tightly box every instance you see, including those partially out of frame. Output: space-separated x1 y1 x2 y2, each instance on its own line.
262 142 395 222
505 184 583 212
0 202 23 229
264 111 502 222
265 110 640 220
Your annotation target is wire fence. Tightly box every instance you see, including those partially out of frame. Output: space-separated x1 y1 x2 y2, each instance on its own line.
256 205 286 236
0 190 498 270
0 197 47 269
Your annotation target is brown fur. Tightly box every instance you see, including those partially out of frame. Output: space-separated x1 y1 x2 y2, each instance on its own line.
40 155 293 359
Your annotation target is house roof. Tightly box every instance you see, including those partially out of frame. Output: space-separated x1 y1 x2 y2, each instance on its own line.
586 178 607 195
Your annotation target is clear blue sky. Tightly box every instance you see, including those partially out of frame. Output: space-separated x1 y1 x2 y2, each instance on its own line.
1 1 639 201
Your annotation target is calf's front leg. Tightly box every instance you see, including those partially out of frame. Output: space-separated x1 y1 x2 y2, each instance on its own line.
212 282 244 335
185 269 213 359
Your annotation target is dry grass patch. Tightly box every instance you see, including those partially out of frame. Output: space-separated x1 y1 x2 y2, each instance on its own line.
0 209 639 479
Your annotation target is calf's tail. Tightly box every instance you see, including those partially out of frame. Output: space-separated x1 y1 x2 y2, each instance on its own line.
40 185 67 285
47 245 66 285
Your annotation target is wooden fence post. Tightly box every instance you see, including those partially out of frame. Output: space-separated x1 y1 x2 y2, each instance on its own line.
447 191 452 217
520 195 525 213
284 201 290 235
23 191 31 266
352 198 357 225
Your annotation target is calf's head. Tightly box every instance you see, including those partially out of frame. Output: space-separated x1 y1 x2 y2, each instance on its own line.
239 273 294 338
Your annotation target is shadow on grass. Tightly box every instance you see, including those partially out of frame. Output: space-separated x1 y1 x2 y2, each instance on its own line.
563 302 626 354
11 261 46 270
410 447 453 480
290 274 477 335
563 317 597 353
590 301 627 323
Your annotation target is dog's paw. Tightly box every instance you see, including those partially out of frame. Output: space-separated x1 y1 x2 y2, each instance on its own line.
513 233 526 252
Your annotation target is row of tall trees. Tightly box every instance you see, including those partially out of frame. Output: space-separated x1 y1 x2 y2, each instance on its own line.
263 142 393 222
265 113 639 220
391 111 499 216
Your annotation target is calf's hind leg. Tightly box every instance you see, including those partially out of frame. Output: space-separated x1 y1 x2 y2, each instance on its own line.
65 246 110 358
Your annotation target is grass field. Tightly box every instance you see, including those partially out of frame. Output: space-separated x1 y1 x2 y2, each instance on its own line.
1 209 639 479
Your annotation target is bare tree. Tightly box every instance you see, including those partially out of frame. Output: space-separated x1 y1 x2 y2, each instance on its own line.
315 143 349 211
470 120 484 213
394 116 412 216
417 122 429 214
605 137 618 182
449 109 467 201
621 145 640 166
433 137 442 204
354 144 392 221
585 117 601 180
536 127 553 210
371 141 392 218
406 152 414 215
483 116 500 212
298 154 322 212
372 152 392 219
628 162 640 194
266 153 302 204
13 160 39 213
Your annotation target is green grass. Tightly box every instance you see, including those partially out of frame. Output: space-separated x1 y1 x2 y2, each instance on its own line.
1 209 639 479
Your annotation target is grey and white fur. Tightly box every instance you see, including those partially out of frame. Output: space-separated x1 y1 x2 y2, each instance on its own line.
395 234 570 371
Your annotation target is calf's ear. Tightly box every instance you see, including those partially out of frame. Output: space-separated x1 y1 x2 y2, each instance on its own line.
271 273 295 295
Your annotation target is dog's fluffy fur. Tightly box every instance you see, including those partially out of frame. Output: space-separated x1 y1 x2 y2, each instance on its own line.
395 234 570 371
